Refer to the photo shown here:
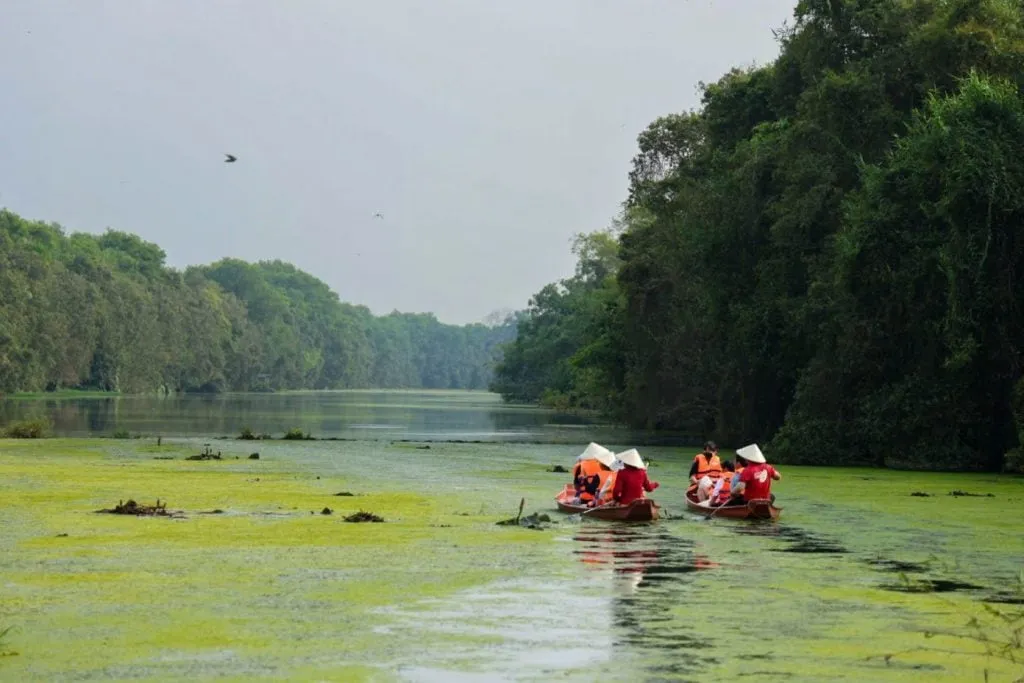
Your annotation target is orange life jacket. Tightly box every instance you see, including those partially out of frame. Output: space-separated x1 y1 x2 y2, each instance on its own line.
595 469 617 504
694 453 722 479
715 472 734 502
575 459 603 501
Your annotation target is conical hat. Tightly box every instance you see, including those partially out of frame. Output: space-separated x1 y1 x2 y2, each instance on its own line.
576 442 614 464
593 448 617 468
736 443 766 464
616 448 646 470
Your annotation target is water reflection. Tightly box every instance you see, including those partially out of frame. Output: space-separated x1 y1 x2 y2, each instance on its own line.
572 524 720 679
729 521 850 554
0 391 697 444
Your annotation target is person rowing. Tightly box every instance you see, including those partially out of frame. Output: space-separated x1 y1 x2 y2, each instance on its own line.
722 443 780 506
612 449 659 505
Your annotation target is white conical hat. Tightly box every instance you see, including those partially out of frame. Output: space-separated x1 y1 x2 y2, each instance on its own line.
616 448 646 470
736 443 766 464
581 444 610 464
593 448 617 468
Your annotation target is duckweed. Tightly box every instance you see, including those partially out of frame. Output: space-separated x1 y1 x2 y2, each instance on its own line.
1 438 1022 681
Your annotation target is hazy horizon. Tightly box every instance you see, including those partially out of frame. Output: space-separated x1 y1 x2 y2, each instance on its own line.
2 0 794 325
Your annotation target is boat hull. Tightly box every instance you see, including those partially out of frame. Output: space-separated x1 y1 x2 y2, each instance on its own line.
554 485 660 522
685 491 781 520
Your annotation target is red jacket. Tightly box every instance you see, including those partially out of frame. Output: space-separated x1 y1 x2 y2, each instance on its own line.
612 466 659 505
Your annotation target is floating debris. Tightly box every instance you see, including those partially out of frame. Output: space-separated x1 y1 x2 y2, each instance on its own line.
910 491 931 497
496 498 553 530
96 499 182 518
199 509 225 515
548 465 569 473
344 511 384 523
249 453 260 460
948 490 994 498
187 445 222 461
55 533 69 537
321 507 333 515
415 445 431 450
333 491 356 497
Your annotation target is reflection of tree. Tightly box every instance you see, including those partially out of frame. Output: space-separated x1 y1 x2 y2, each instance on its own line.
573 525 720 679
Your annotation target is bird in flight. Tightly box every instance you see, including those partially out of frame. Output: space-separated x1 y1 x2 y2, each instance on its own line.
224 154 237 163
373 212 384 219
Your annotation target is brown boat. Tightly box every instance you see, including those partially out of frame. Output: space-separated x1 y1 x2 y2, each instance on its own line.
555 485 661 522
684 491 781 520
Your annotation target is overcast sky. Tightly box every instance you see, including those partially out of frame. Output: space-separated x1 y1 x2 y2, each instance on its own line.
1 0 794 324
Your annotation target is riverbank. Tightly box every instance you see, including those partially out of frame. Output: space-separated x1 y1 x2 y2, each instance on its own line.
1 438 1022 681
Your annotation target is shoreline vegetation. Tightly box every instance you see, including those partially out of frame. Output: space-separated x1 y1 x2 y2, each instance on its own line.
0 208 516 397
490 1 1024 474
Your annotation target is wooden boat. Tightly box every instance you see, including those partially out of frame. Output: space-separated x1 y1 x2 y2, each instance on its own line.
555 485 660 522
684 490 781 520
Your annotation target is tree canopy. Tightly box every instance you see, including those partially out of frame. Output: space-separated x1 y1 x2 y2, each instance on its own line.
492 0 1024 471
0 210 514 395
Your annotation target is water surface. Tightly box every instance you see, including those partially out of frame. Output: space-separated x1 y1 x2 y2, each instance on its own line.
1 392 1021 681
0 390 688 445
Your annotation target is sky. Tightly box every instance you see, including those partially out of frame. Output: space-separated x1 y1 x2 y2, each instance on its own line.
1 0 795 325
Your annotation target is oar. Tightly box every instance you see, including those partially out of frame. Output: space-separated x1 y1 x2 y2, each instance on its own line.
702 501 727 522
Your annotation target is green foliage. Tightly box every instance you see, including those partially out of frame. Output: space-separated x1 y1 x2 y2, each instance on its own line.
3 419 50 438
282 427 311 441
490 225 626 415
493 0 1024 471
0 211 514 396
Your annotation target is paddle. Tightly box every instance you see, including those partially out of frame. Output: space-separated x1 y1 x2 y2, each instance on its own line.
702 500 727 522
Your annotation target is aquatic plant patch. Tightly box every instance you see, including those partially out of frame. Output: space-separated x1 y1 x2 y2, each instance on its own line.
95 499 184 518
343 511 384 523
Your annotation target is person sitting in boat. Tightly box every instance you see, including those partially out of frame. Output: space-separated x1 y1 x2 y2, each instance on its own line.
592 448 622 506
727 444 781 505
572 443 615 505
688 441 723 502
710 460 737 506
612 449 659 505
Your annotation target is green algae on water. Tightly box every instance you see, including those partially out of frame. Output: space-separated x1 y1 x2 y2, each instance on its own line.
2 437 1023 681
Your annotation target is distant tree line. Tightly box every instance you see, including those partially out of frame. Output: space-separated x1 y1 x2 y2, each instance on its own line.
492 0 1024 471
0 210 514 395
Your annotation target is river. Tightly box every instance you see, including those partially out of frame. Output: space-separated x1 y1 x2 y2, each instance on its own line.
0 390 680 445
0 390 1021 682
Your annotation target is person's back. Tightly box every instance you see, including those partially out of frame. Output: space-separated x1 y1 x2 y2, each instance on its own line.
713 460 737 504
733 444 781 503
593 467 618 506
575 458 603 502
612 449 659 505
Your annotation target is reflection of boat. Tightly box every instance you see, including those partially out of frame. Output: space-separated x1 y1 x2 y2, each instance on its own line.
555 485 660 522
684 491 781 520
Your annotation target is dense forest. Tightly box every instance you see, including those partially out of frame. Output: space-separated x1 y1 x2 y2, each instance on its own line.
0 210 514 395
493 0 1024 471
